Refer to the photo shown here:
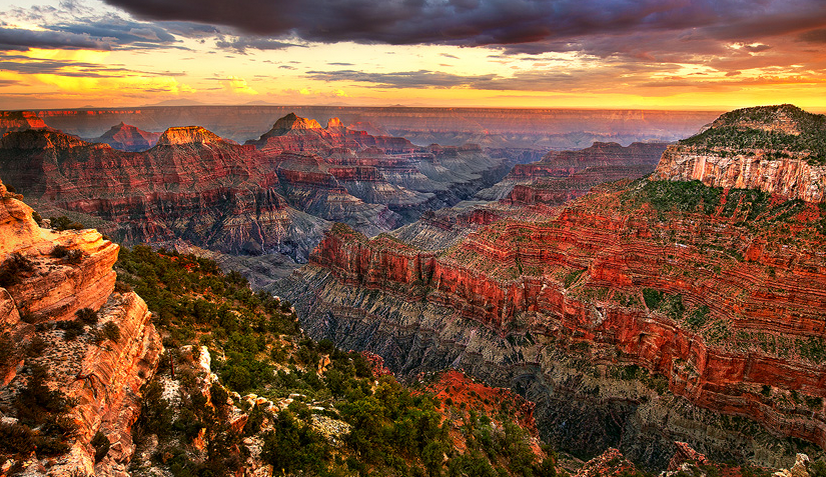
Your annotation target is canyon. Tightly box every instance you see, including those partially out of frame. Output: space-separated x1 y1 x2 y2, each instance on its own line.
476 141 668 203
0 112 512 280
274 104 826 470
4 103 826 474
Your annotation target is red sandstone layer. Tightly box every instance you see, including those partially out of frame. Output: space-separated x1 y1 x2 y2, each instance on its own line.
307 180 826 449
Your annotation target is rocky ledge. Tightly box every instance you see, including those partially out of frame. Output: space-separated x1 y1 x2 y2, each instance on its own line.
0 178 162 476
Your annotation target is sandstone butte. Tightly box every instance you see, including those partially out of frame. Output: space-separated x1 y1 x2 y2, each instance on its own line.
0 112 511 263
0 178 162 476
92 122 161 152
278 104 826 468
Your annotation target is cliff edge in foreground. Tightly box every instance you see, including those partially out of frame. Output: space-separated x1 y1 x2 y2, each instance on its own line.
0 178 162 476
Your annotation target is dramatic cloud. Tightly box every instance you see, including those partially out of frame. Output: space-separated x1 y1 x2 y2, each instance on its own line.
305 69 498 88
0 53 183 78
0 26 113 51
0 6 188 52
103 0 826 51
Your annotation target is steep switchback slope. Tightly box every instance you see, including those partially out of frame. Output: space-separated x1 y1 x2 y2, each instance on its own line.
276 105 826 470
0 178 162 476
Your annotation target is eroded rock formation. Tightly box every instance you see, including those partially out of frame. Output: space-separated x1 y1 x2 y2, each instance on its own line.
476 141 668 202
0 114 511 267
0 110 48 136
0 178 162 476
276 105 826 469
653 104 826 202
93 122 161 152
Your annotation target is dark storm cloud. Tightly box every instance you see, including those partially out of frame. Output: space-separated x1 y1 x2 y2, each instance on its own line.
799 29 826 43
103 0 826 51
305 69 497 88
54 16 177 44
0 26 113 50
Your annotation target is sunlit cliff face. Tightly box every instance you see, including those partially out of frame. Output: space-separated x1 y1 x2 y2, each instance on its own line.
1 0 825 109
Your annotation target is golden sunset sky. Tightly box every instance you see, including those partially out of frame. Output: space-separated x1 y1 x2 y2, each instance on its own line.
1 0 825 110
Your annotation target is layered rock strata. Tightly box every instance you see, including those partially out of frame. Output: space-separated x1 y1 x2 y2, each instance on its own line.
0 126 329 261
92 122 161 152
0 114 511 263
0 110 48 136
476 141 668 202
653 104 826 202
0 178 162 476
278 106 826 471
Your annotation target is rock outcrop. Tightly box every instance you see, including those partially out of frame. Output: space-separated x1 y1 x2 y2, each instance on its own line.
248 113 418 154
93 122 161 152
0 177 162 476
0 127 329 262
0 110 48 136
653 104 826 202
277 106 826 469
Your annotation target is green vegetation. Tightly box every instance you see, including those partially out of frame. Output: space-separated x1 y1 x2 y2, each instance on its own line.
49 215 84 231
678 105 826 165
637 180 722 215
0 253 34 288
51 244 83 264
119 245 555 477
622 179 822 244
0 363 76 461
563 269 584 288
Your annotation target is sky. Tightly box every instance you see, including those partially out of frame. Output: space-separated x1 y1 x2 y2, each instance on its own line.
0 0 824 110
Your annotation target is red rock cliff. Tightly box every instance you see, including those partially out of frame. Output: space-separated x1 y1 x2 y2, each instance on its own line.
652 105 826 203
304 176 826 451
0 177 162 476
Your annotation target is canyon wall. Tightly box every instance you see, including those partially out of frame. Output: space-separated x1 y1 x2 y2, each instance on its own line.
277 106 826 469
0 113 511 269
653 104 826 202
0 178 162 476
476 141 668 202
653 146 826 202
279 181 826 468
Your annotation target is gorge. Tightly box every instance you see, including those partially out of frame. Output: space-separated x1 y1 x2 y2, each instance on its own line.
2 104 826 475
